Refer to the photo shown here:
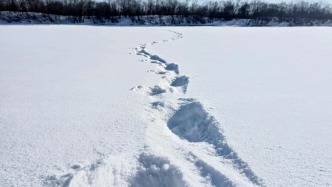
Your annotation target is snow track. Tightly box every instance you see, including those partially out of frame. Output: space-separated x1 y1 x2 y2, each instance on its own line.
46 29 263 187
130 153 186 187
130 30 264 187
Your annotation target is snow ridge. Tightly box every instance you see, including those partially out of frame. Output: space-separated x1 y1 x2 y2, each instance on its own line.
44 29 264 187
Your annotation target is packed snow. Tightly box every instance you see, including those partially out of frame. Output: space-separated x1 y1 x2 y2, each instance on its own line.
0 26 331 187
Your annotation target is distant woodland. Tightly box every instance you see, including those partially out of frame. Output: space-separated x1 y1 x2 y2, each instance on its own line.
1 0 332 24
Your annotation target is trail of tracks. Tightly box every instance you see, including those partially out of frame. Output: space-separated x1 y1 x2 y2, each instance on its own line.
45 30 264 187
130 30 264 187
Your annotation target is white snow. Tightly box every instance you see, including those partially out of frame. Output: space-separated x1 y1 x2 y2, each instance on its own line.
0 26 170 186
1 26 331 187
150 27 332 186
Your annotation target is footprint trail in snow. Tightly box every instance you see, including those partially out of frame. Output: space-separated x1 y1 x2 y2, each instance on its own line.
45 30 264 187
130 30 264 187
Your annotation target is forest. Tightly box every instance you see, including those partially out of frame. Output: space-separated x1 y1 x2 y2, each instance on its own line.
1 0 332 24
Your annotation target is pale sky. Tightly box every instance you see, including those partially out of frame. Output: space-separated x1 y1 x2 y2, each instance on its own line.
261 0 327 2
196 0 328 3
95 0 329 5
95 0 327 2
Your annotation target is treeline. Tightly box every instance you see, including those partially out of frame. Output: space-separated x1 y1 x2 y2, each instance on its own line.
1 0 332 24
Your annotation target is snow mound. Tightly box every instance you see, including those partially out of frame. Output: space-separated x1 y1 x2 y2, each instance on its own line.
44 155 138 187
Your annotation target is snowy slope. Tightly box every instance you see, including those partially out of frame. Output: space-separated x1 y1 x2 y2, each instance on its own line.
150 27 332 186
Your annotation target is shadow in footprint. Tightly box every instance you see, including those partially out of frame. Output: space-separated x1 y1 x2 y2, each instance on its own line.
167 100 262 185
150 86 166 96
171 76 189 87
165 63 179 74
130 153 186 187
150 55 167 64
137 50 150 57
194 156 235 187
151 101 165 108
171 76 189 93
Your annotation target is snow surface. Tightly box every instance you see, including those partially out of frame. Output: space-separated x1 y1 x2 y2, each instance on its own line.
0 26 171 186
1 26 331 187
150 27 332 186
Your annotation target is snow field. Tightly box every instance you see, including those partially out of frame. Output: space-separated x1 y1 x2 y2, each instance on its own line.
0 26 174 186
0 26 262 187
149 27 332 186
2 26 331 187
61 28 261 187
129 30 263 187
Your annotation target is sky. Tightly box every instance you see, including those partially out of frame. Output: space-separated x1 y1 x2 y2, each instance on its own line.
196 0 328 3
264 0 327 2
93 0 330 5
94 0 328 2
